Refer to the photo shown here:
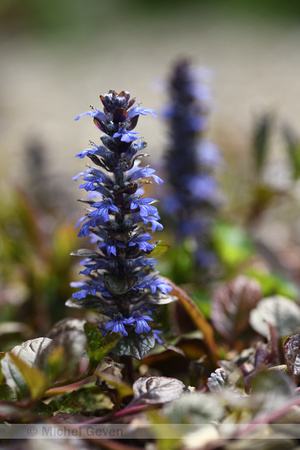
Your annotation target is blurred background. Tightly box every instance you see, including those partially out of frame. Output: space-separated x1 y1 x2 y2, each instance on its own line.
1 0 300 346
1 0 300 187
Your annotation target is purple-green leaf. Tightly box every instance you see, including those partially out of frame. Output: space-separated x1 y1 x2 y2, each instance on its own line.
103 273 138 295
283 334 300 383
0 338 52 399
113 331 155 360
133 376 185 404
249 295 300 338
211 275 262 345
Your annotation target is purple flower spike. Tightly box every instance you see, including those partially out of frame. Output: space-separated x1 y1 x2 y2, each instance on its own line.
161 59 222 277
70 90 173 359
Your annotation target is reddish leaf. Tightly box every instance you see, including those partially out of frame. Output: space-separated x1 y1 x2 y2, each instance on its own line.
211 275 262 345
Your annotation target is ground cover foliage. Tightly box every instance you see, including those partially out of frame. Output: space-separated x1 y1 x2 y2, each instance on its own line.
1 62 300 449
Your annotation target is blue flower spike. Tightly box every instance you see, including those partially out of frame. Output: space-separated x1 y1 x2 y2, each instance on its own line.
69 90 174 359
162 59 222 277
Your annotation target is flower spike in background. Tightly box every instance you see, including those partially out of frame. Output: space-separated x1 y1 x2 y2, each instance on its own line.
162 59 222 281
69 90 175 359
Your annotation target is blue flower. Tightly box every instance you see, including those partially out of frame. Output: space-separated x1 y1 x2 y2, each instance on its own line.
75 141 109 160
153 329 163 344
128 106 157 119
90 198 119 222
72 169 93 182
98 238 126 258
78 258 109 275
77 168 113 190
128 165 163 185
148 277 172 294
196 139 222 168
70 279 111 299
187 174 219 202
138 211 164 232
75 106 107 123
130 196 158 218
128 233 154 252
135 274 172 294
125 256 157 271
131 311 153 334
104 313 135 337
75 216 99 237
113 123 139 142
140 257 157 266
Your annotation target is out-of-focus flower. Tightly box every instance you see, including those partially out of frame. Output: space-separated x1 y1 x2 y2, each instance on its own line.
162 59 222 277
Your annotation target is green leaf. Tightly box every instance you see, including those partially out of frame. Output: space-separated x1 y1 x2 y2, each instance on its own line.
151 241 170 258
252 111 274 173
159 239 194 284
32 401 53 417
213 222 254 269
44 346 65 381
49 385 113 415
282 124 300 180
84 323 120 366
192 290 211 319
0 384 17 401
113 331 155 360
0 353 5 384
245 268 299 300
103 273 138 295
9 353 48 400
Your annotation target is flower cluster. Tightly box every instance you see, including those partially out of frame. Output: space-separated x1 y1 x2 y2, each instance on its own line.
162 59 222 274
69 90 173 359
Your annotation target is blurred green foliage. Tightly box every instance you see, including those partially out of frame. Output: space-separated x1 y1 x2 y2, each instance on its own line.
213 222 254 274
0 182 79 348
1 0 300 40
128 0 300 21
